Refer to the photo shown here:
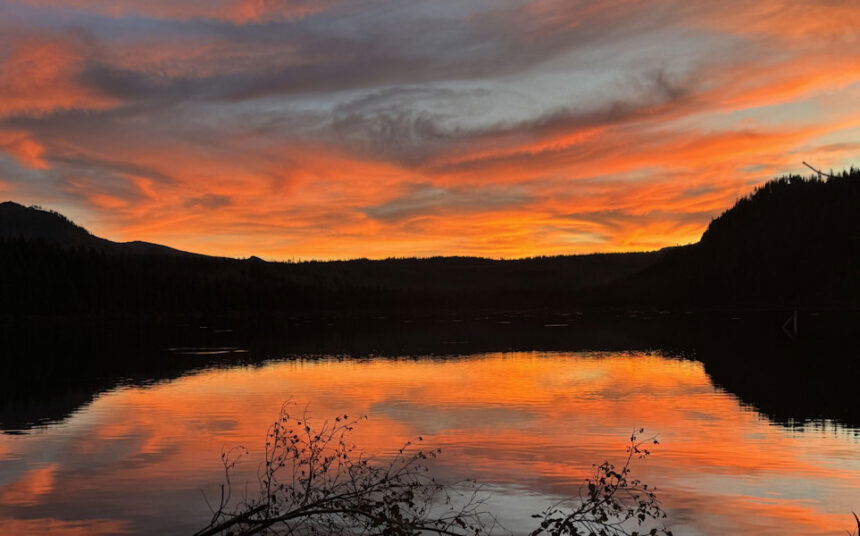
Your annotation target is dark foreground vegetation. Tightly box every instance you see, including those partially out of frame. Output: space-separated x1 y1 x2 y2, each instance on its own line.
196 405 671 536
1 168 858 315
620 168 860 307
195 405 860 536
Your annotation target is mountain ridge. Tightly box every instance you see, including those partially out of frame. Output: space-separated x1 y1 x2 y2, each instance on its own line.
0 200 671 263
1 168 857 314
619 168 860 307
0 201 206 258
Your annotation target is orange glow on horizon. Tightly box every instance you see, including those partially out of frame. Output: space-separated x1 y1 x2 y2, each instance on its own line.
0 0 858 259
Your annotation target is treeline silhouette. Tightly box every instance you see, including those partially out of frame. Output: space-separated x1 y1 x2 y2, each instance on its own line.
0 211 661 314
0 200 198 257
3 309 858 432
0 241 660 314
619 168 860 308
1 168 858 315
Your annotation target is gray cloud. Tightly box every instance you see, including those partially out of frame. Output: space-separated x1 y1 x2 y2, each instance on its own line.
562 209 717 232
184 193 232 209
2 0 849 258
1 0 712 173
364 183 532 222
50 154 177 185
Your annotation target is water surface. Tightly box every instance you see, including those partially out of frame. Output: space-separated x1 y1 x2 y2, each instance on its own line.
1 351 857 535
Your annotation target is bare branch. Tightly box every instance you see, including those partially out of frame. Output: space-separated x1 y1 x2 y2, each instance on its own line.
197 407 671 536
802 161 836 179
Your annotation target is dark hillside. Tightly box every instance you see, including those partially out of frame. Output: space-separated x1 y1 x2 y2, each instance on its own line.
0 203 662 314
3 168 858 315
624 169 860 307
0 201 96 248
0 240 662 314
0 201 202 257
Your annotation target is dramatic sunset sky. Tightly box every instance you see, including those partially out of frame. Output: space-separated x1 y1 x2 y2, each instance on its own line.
0 1 858 259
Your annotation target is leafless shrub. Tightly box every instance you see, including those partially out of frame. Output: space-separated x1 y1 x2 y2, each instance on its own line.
195 404 496 536
196 408 671 536
529 429 672 536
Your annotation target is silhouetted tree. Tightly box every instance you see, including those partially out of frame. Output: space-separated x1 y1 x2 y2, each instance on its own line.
196 407 672 536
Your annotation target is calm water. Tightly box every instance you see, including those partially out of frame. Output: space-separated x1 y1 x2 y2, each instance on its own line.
1 351 858 536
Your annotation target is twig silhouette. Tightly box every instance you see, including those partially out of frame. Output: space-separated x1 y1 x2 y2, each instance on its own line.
802 161 836 179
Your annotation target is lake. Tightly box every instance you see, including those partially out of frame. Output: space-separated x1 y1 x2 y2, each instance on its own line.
0 314 858 535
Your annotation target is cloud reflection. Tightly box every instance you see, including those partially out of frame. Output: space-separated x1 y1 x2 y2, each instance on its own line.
0 353 857 535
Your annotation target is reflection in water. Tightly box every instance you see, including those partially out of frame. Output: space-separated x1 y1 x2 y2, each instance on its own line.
0 352 857 536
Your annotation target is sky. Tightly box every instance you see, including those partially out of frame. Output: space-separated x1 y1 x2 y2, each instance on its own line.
0 0 858 260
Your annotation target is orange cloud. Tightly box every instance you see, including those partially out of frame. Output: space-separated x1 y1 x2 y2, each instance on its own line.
2 0 858 259
695 0 860 42
0 34 117 118
0 129 49 169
